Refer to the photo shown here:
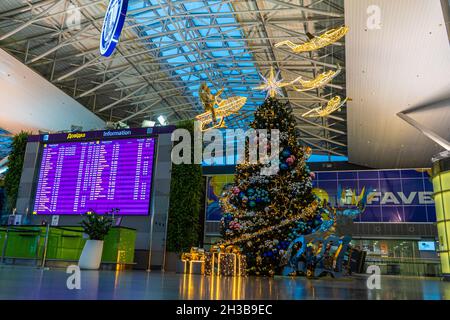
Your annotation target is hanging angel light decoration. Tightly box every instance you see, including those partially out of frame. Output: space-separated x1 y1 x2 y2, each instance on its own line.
275 26 349 53
292 66 342 92
195 83 247 131
302 96 351 118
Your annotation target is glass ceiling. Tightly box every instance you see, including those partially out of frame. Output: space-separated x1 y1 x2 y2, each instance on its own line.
129 0 265 127
0 128 11 161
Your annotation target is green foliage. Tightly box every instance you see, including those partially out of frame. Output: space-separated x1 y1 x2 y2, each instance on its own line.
81 211 113 241
4 131 29 212
167 119 203 253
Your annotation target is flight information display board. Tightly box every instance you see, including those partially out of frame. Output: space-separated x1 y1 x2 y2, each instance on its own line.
33 137 155 215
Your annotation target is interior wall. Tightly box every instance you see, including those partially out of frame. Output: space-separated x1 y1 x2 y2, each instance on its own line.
0 48 104 134
345 0 450 168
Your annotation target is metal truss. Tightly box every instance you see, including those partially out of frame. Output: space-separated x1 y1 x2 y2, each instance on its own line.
0 0 347 156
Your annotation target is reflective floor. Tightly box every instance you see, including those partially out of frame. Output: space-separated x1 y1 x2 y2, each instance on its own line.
0 265 449 300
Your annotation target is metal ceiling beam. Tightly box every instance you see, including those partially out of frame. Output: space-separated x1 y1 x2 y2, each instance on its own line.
0 0 55 18
295 115 346 135
76 66 133 98
296 126 346 147
0 0 65 41
98 84 147 113
120 98 163 122
265 0 344 17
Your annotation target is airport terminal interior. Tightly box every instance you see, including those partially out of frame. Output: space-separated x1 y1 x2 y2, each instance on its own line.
0 0 450 302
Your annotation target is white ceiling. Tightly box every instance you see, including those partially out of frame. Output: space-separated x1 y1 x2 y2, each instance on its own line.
0 48 104 134
345 0 450 168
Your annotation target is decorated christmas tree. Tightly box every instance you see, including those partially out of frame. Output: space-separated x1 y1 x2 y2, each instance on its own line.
220 97 330 276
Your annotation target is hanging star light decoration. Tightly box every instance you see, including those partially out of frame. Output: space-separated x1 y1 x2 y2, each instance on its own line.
302 96 351 118
253 67 304 98
253 67 285 98
292 66 341 92
275 26 349 53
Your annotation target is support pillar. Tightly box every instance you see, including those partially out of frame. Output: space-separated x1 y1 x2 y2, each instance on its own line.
432 151 450 281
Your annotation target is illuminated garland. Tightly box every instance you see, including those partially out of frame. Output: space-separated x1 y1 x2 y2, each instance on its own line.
275 26 349 53
220 202 318 246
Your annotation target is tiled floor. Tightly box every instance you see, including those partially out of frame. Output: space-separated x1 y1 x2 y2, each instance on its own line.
0 265 449 300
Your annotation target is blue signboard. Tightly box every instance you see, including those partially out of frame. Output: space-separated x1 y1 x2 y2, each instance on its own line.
100 0 128 57
418 241 436 251
312 169 435 223
205 169 436 223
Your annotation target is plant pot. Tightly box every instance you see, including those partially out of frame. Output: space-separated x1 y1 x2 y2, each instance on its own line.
79 240 104 270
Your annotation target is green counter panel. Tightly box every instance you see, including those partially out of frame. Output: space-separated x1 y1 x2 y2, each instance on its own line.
0 226 136 264
0 227 43 259
102 227 136 263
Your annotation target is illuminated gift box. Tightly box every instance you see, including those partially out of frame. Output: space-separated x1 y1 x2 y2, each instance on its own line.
204 245 247 276
178 247 205 274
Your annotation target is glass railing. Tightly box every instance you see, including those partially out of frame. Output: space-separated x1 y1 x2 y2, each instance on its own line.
365 256 441 277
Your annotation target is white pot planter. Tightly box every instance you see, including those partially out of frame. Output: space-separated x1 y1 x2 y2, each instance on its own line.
79 240 104 270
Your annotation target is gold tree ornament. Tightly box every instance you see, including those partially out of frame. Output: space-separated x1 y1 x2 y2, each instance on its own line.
292 66 341 92
302 96 350 118
275 26 349 53
195 83 247 131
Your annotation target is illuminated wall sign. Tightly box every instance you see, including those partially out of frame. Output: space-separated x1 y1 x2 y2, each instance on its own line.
100 0 129 57
312 169 435 223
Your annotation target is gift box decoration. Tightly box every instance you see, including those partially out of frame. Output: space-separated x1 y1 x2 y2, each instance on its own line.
204 245 247 276
179 247 206 274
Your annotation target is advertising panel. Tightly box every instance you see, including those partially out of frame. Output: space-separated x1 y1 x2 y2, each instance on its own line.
205 169 435 223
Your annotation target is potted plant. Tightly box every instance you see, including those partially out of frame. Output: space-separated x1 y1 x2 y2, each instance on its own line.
78 211 113 270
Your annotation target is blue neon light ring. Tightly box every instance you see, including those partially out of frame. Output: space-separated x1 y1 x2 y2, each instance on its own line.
100 0 129 57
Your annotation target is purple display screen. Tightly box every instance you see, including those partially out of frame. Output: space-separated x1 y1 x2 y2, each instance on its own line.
33 137 155 215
